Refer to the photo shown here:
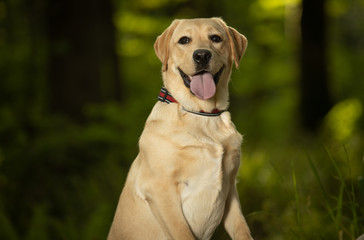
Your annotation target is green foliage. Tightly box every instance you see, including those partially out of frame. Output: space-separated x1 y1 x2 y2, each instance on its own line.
0 0 364 239
0 105 130 239
237 137 364 240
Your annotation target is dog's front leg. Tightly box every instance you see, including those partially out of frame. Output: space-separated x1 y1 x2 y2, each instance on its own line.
144 180 195 240
223 185 253 240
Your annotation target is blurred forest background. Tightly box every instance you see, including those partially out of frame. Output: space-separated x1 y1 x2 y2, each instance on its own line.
0 0 363 239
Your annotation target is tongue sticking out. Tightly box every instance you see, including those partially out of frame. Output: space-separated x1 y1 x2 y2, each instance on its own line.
190 72 216 100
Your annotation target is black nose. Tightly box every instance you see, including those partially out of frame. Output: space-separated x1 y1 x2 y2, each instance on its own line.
193 49 212 64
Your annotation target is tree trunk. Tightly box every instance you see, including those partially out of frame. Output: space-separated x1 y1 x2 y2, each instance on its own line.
47 0 121 121
300 0 332 132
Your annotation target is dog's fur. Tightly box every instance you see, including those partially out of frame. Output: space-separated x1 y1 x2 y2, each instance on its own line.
108 18 253 240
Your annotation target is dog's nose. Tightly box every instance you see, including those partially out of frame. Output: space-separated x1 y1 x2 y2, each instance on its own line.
193 49 212 64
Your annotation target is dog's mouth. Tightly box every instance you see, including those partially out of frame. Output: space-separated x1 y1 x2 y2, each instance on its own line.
178 67 224 100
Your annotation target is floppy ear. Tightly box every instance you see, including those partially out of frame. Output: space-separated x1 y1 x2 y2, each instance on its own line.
227 27 248 69
213 17 247 69
154 20 180 72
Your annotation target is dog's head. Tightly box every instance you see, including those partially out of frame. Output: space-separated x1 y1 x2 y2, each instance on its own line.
154 18 247 112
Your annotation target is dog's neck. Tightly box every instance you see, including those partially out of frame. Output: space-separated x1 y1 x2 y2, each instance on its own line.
158 87 226 117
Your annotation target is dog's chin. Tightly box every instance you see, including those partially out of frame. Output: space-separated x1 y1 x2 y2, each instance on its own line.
177 66 224 89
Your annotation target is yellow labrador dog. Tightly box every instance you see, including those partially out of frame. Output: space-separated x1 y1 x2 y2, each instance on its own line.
108 18 253 240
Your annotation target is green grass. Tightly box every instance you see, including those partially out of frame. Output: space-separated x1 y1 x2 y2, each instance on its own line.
237 136 364 240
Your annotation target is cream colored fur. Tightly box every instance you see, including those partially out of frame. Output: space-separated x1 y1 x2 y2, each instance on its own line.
108 18 253 240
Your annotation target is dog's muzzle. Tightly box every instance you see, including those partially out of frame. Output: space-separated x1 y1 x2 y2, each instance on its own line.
178 66 224 100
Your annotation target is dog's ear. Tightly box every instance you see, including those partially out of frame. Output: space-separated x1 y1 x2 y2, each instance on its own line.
154 20 180 72
227 27 247 69
213 18 247 69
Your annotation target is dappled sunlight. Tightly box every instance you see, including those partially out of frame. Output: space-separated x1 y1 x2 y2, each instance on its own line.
115 12 167 57
258 0 301 10
323 98 362 142
239 150 269 184
115 12 166 35
327 0 350 17
131 0 188 10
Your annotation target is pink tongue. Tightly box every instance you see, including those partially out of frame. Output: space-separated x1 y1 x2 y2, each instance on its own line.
190 72 216 100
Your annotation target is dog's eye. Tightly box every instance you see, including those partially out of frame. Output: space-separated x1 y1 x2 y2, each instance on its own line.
178 36 191 45
210 35 222 43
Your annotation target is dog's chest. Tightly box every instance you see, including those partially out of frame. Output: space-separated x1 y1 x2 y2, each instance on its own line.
179 117 241 239
179 153 226 239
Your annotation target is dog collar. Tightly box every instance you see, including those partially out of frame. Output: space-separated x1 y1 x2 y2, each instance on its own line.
158 87 226 117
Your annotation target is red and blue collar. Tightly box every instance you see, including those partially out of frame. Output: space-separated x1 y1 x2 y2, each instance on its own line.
158 87 226 117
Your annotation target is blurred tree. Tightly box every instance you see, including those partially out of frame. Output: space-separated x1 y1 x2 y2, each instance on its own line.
47 0 121 121
300 0 332 132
